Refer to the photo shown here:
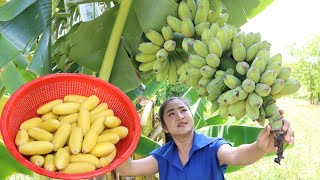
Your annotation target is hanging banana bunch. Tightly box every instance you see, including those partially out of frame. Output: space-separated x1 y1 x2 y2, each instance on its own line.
134 0 300 164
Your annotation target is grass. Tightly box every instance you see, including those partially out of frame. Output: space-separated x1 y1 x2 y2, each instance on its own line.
225 98 320 180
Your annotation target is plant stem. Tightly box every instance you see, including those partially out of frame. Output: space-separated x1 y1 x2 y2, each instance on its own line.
98 0 133 82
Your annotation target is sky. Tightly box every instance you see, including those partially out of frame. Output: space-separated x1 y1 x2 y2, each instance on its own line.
241 0 320 61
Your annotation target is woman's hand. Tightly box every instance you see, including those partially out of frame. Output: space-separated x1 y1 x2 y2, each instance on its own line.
255 111 294 154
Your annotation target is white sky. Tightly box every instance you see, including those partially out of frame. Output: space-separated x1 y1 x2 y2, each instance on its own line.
241 0 320 61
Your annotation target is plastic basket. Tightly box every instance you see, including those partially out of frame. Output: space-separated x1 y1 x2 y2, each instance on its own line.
0 73 141 179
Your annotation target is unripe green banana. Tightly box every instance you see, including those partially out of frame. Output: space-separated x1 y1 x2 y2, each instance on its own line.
153 58 168 73
224 75 241 89
225 25 236 50
247 92 263 108
208 38 223 57
206 54 220 68
199 76 214 88
161 25 174 41
245 43 260 62
259 40 271 50
243 32 254 49
178 71 188 83
270 79 285 94
138 42 161 54
219 104 229 118
139 60 156 72
156 61 169 82
167 15 182 33
209 23 219 36
256 49 270 64
178 1 192 20
232 43 246 62
195 22 210 36
164 40 176 52
186 0 197 20
173 57 184 70
264 62 282 76
194 5 208 25
268 53 282 64
186 66 202 78
242 79 256 93
182 37 195 53
233 86 248 101
216 13 229 27
197 0 210 13
235 110 246 120
207 86 222 101
254 83 271 97
156 48 169 61
177 62 191 75
259 70 277 86
197 87 209 97
245 98 260 120
145 30 165 46
181 18 195 37
236 61 249 75
221 89 238 105
188 54 207 68
257 106 266 126
246 67 260 83
201 28 214 45
215 70 225 78
277 67 291 81
207 10 220 24
228 100 245 116
186 76 201 89
193 40 209 58
135 53 156 63
168 60 178 85
210 101 219 113
251 56 266 74
253 32 261 44
274 78 300 95
232 32 244 50
215 28 228 51
200 65 216 78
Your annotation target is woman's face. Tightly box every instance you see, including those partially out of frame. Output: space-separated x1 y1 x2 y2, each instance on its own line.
163 99 194 136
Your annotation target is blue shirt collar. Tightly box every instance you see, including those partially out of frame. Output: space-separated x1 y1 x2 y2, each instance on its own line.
151 131 215 170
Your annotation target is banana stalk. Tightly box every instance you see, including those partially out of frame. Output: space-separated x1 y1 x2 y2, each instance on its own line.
140 100 154 136
262 95 284 164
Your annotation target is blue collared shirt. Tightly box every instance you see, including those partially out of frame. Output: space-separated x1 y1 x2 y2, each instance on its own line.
150 131 229 180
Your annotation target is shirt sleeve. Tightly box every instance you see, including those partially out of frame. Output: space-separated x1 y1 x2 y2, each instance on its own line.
210 138 231 172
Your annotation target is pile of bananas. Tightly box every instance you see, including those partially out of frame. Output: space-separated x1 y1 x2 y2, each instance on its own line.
135 0 301 164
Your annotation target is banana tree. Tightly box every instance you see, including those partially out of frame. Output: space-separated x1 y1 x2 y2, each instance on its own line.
0 0 281 179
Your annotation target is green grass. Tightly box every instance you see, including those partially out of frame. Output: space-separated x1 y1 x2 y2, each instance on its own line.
225 98 320 180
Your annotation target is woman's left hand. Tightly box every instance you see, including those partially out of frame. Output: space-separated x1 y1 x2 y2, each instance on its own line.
255 113 294 154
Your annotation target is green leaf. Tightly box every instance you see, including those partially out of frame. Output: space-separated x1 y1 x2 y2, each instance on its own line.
0 141 32 179
0 61 26 94
0 0 51 51
0 0 36 21
223 0 274 27
205 115 228 125
27 26 52 76
0 35 20 68
134 134 160 156
141 78 166 98
134 0 178 32
126 85 144 101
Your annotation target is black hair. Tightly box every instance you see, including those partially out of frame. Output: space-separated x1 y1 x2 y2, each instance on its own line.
158 97 191 142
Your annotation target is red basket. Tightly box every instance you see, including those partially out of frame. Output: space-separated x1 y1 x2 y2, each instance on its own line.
0 73 141 179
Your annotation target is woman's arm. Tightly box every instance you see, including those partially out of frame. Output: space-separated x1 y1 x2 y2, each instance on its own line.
117 156 158 177
217 119 294 166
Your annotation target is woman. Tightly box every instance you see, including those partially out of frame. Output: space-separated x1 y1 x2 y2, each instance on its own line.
117 97 294 179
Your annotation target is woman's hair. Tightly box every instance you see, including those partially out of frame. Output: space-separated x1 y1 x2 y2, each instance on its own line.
158 97 191 129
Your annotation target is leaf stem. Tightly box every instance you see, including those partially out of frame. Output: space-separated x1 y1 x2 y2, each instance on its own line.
98 0 133 81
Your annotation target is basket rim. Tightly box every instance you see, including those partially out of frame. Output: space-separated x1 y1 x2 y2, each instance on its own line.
0 73 141 179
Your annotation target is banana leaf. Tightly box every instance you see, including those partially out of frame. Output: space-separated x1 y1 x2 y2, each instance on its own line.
0 35 20 68
134 134 160 156
223 0 274 27
0 0 36 21
0 0 51 51
0 141 32 179
0 61 26 94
